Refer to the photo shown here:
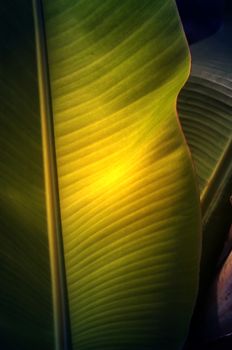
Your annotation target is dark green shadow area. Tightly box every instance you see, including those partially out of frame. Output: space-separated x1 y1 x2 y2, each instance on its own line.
0 1 54 349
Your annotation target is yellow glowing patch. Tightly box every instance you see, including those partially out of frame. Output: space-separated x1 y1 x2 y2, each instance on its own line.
96 165 125 190
86 151 138 201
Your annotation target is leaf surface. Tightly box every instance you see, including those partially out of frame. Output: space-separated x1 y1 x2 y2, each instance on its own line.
40 1 201 349
0 1 54 349
178 19 232 285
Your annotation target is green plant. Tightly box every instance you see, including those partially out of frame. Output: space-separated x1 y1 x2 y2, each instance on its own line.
2 1 231 349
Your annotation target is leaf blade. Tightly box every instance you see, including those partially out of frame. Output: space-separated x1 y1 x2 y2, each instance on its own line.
43 1 201 349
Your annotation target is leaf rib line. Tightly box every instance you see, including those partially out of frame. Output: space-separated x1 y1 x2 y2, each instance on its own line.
32 1 72 349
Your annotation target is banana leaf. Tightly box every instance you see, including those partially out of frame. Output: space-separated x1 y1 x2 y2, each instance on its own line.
0 1 201 349
0 1 54 349
178 15 232 288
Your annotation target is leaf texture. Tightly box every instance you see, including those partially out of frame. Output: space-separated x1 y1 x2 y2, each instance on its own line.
178 22 232 197
178 19 232 284
42 1 201 349
0 1 54 349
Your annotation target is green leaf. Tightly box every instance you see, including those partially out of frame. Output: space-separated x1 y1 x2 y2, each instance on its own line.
0 1 54 349
178 20 232 285
34 0 201 349
0 1 201 349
